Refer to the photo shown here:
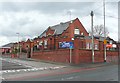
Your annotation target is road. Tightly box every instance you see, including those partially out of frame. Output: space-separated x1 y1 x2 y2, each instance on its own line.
1 57 118 81
2 59 29 70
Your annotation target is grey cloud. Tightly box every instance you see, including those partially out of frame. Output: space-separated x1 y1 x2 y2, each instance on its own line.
1 2 95 15
0 2 118 46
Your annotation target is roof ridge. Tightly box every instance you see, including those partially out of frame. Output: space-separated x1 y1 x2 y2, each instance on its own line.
39 18 77 38
50 18 76 28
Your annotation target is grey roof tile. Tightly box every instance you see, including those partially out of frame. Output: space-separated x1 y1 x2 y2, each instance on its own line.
50 21 70 34
1 43 14 48
39 20 74 38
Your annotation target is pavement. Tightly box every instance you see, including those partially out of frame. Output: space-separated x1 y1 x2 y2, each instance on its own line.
15 55 118 68
1 54 118 69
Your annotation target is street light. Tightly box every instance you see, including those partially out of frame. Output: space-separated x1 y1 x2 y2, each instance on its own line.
16 32 20 58
70 38 74 64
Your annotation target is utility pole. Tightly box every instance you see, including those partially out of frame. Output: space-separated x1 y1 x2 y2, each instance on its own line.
16 33 20 58
103 0 106 62
91 11 94 63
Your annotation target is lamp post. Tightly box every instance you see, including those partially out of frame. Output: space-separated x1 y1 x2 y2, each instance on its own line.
16 33 20 58
70 38 74 64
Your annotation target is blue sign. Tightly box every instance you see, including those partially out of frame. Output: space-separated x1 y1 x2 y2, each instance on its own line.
59 42 74 49
70 45 73 49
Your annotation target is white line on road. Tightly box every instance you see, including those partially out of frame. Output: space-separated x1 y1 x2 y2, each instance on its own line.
1 66 66 74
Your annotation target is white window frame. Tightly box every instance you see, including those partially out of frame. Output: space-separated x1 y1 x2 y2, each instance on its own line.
39 41 43 45
44 40 47 48
95 44 98 50
74 28 80 35
59 42 62 48
90 43 92 49
86 43 89 49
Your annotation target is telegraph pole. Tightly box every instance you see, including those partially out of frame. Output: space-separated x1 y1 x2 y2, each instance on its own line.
91 11 94 63
16 33 20 58
103 0 107 62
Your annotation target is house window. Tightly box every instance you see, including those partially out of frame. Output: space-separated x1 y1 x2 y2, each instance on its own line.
81 32 84 35
95 44 98 50
59 42 62 48
39 41 43 45
86 42 98 50
90 43 92 49
44 40 47 48
74 28 80 35
86 43 89 49
110 40 112 44
26 45 29 48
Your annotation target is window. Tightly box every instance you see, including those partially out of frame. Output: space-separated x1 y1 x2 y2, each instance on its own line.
59 42 62 48
44 40 47 48
90 43 92 49
95 44 98 50
86 42 98 50
81 32 84 35
86 43 89 49
110 40 112 44
74 28 80 35
39 41 43 45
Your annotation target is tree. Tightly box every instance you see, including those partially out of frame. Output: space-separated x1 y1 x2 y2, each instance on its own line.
89 24 109 37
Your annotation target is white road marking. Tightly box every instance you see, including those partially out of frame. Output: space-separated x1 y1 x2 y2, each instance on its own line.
66 77 74 79
16 70 20 72
1 58 66 75
1 58 35 69
1 66 66 74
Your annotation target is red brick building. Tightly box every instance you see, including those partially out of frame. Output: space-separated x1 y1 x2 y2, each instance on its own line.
3 18 118 64
32 18 99 50
0 43 14 55
29 18 118 64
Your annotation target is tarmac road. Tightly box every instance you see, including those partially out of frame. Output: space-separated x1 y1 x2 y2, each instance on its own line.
2 60 30 70
15 64 118 81
1 57 118 81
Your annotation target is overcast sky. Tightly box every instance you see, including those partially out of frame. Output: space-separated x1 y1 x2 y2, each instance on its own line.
0 0 119 46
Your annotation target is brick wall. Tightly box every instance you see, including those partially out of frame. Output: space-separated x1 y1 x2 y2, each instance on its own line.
32 49 70 63
32 37 118 64
106 51 118 62
32 48 118 64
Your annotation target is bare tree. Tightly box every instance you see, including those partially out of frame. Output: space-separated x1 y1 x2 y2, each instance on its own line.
89 24 108 37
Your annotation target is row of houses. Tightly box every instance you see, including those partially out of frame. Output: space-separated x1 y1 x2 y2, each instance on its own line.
1 18 119 64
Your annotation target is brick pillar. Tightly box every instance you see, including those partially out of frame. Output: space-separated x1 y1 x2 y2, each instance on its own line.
99 41 104 51
55 37 59 50
73 38 80 64
99 41 104 62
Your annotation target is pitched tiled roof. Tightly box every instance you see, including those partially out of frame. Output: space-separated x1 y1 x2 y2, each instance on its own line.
1 43 14 48
39 19 75 38
50 21 70 34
